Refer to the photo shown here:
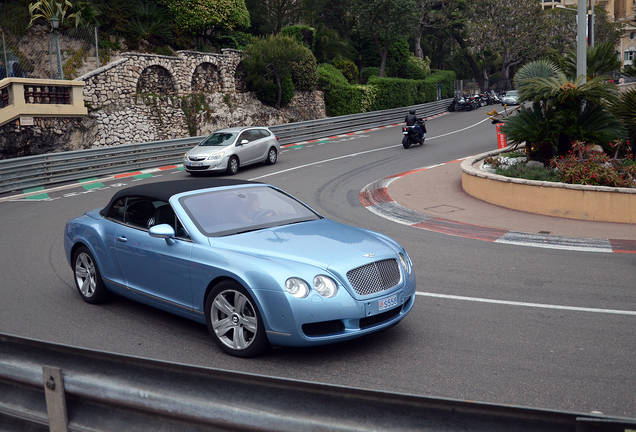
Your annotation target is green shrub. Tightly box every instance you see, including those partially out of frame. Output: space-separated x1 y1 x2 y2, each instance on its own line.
281 25 315 50
385 40 411 78
550 141 636 187
154 46 175 56
367 76 418 110
405 56 431 80
332 59 359 84
254 74 295 107
361 67 380 84
318 65 454 116
289 48 319 91
495 164 560 182
318 63 350 89
243 34 318 107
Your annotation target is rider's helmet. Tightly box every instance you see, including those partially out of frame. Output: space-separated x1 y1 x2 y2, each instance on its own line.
409 109 415 115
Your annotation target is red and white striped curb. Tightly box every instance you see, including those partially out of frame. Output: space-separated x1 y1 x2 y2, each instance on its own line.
281 112 448 148
360 163 636 254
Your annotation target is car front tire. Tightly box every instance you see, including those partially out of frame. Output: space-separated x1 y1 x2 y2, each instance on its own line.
226 156 239 175
73 246 110 304
266 147 277 165
205 281 268 357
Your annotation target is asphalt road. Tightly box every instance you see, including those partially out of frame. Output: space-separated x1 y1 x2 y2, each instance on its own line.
1 109 634 418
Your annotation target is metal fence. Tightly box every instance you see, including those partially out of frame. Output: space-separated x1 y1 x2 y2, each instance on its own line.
1 25 101 81
2 332 635 432
0 99 451 195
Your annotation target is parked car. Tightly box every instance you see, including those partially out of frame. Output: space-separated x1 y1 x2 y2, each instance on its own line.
501 90 520 106
183 127 279 175
64 179 416 357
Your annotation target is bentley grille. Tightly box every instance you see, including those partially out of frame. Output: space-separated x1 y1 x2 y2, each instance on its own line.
346 259 401 296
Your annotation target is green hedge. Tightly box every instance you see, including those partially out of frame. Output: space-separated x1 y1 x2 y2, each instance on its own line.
318 64 456 115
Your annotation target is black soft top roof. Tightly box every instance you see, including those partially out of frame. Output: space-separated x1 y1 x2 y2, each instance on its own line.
100 178 260 215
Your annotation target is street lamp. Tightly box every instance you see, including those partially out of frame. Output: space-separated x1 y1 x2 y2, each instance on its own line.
50 15 64 80
555 2 589 82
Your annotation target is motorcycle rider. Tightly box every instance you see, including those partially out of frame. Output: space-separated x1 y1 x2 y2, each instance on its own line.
405 109 425 141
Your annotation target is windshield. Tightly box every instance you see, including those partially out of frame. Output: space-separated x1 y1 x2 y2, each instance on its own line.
180 186 321 237
199 132 237 147
507 91 518 96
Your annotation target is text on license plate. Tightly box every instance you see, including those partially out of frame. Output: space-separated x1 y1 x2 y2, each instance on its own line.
378 294 398 311
189 162 203 167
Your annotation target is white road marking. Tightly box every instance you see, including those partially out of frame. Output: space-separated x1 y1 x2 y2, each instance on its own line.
416 292 636 316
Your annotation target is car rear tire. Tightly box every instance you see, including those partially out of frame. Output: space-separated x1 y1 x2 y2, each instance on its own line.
205 281 268 358
73 246 110 304
226 156 239 175
266 147 277 165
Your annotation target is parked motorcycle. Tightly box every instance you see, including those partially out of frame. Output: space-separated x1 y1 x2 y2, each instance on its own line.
448 95 472 112
402 119 427 149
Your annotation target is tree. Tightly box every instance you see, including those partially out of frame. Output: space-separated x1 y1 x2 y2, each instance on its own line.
243 35 318 108
245 0 302 34
158 0 250 34
502 59 626 159
417 0 484 89
351 0 419 77
544 6 624 58
467 0 546 90
562 42 622 80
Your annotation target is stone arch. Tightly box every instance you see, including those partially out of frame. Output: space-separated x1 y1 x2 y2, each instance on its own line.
191 62 222 93
137 65 176 95
234 62 248 93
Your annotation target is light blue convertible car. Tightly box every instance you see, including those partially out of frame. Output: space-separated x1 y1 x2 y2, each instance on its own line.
64 179 416 357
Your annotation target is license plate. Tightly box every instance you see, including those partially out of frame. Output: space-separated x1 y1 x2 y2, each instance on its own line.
189 162 203 167
378 294 398 311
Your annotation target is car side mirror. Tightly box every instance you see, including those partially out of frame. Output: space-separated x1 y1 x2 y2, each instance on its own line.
149 224 176 244
240 139 249 145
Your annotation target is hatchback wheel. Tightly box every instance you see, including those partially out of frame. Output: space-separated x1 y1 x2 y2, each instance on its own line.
205 281 268 357
226 156 239 175
266 147 277 165
73 246 110 304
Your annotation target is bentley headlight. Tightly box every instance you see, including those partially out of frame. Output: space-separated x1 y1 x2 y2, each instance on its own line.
314 275 338 298
399 253 410 273
206 152 224 160
285 278 309 298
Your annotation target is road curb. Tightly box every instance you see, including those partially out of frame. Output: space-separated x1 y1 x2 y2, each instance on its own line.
360 163 636 254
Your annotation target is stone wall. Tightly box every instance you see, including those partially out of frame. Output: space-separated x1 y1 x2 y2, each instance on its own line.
80 49 245 109
0 50 326 159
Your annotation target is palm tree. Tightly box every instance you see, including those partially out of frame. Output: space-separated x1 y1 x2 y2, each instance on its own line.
27 0 80 28
607 89 636 156
502 59 626 158
562 41 622 80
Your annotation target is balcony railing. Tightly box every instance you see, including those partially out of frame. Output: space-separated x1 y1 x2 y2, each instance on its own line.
0 78 87 126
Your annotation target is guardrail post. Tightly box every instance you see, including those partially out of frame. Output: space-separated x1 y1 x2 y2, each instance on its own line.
42 366 68 432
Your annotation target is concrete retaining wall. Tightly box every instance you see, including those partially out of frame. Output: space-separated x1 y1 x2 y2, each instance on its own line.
461 147 636 224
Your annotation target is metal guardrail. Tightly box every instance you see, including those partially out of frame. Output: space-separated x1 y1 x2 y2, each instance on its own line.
0 99 451 194
1 333 635 432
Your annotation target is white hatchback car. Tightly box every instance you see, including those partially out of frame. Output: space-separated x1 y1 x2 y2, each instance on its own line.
183 127 280 175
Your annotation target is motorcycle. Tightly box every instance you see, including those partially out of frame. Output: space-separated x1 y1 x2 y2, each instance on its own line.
402 119 427 149
448 95 472 112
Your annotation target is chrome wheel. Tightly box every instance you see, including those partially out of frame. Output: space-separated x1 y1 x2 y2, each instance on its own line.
266 147 277 165
73 246 109 304
75 251 97 298
211 289 258 350
226 156 239 175
205 281 268 357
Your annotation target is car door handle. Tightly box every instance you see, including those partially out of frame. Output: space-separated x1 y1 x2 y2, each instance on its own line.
116 236 127 243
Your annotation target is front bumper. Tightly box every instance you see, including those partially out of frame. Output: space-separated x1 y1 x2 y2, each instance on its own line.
182 157 227 172
262 278 416 348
